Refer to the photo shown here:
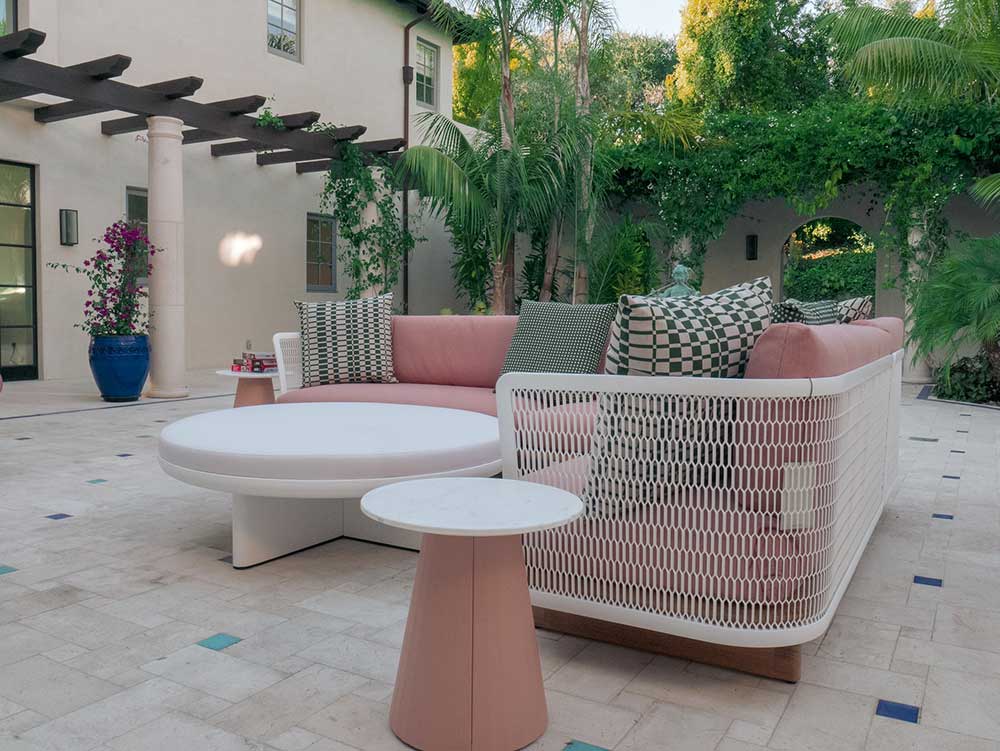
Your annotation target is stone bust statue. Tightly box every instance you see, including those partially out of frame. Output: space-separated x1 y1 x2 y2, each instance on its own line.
660 263 697 298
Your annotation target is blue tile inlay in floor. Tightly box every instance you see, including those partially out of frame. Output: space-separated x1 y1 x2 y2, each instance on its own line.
116 453 133 458
908 436 939 443
876 699 920 724
563 742 611 751
951 449 966 454
14 437 31 441
913 575 943 587
198 633 242 651
86 479 107 485
957 429 969 434
45 513 73 520
942 475 961 480
932 513 955 520
0 565 17 575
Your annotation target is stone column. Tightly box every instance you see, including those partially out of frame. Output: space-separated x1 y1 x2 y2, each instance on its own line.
903 223 933 384
145 116 189 398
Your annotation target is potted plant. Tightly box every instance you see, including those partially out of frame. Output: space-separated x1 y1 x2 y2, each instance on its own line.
49 221 160 402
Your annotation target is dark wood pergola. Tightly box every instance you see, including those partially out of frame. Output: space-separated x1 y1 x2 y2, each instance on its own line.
0 28 406 170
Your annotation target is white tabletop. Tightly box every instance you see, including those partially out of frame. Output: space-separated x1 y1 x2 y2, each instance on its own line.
216 369 277 379
158 403 501 496
361 477 583 536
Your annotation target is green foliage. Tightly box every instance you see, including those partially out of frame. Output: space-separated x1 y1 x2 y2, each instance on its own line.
318 141 415 300
909 234 1000 379
254 101 286 131
933 353 1000 405
668 0 833 111
590 32 677 111
588 217 659 304
784 247 877 301
611 97 1000 279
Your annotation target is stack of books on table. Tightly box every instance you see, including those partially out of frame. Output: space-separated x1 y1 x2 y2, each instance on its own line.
230 351 278 373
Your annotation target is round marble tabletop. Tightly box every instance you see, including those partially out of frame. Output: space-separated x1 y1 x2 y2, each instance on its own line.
361 477 583 537
158 403 502 496
215 369 277 379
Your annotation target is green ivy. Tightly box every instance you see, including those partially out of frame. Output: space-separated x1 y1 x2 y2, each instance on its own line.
609 97 1000 285
934 353 1000 405
317 140 415 300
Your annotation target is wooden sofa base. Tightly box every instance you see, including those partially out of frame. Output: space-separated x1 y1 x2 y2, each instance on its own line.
533 607 801 683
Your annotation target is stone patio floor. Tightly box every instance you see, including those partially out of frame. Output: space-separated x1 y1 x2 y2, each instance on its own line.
0 383 998 751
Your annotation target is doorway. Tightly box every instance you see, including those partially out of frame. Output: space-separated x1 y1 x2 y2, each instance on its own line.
0 160 37 381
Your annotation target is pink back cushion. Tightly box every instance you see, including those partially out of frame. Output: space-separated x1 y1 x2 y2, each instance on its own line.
744 317 903 379
392 315 519 388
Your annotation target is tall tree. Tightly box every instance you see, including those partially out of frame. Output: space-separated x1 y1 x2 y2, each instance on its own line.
667 0 831 111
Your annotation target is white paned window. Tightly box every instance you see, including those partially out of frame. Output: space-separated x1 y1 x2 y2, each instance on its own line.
415 39 439 109
268 0 300 60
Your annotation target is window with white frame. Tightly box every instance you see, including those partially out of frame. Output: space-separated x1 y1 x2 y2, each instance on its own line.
306 213 336 292
415 39 439 109
267 0 300 60
0 0 16 35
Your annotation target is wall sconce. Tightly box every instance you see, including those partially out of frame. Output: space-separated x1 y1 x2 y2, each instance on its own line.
59 209 79 246
745 234 758 261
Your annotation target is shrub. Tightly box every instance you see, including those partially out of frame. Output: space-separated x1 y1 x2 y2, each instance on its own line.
934 353 1000 405
588 217 660 304
783 244 877 301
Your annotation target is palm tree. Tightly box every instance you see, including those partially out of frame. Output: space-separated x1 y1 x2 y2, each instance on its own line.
399 113 571 313
909 235 1000 382
830 0 1000 202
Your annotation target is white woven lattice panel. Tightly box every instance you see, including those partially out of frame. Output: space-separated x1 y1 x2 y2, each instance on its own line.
497 353 900 647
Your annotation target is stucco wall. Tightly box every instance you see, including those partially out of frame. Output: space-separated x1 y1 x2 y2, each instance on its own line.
700 187 1000 318
3 0 460 380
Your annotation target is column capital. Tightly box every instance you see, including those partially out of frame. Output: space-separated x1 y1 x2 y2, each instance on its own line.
146 116 184 140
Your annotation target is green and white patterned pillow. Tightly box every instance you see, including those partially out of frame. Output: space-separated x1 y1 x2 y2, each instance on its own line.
294 294 397 387
837 295 873 323
501 301 615 375
605 276 773 378
772 299 840 325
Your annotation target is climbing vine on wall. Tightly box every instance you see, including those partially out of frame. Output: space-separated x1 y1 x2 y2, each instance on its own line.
609 98 1000 287
314 137 415 300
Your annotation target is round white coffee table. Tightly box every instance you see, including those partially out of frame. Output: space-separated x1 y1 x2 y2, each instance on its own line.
215 370 277 408
158 403 502 567
362 477 583 751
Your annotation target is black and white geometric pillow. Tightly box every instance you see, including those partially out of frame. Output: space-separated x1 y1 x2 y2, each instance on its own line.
501 301 616 375
605 276 773 379
294 294 397 387
837 295 873 323
773 299 841 325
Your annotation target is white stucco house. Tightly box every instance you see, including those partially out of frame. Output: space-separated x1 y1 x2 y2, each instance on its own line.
0 0 465 385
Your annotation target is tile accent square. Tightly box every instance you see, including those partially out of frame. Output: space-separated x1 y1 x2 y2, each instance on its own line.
14 436 31 441
116 453 133 458
0 566 16 575
942 475 961 480
951 449 966 454
86 479 107 485
876 699 920 724
197 633 242 651
957 429 969 434
563 741 612 751
914 576 943 588
907 436 938 442
931 514 955 520
45 513 73 520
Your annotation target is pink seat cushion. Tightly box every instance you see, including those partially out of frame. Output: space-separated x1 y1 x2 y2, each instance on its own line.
392 315 518 388
277 382 498 416
745 317 903 379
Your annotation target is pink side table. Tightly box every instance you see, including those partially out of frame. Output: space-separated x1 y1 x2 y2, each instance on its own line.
215 370 276 408
361 477 583 751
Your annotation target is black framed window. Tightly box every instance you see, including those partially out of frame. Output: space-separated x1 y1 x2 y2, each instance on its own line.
415 39 439 109
306 213 336 292
0 0 16 36
267 0 300 60
0 160 37 381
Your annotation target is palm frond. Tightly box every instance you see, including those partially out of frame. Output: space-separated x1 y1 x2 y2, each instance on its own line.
970 172 1000 205
399 146 490 236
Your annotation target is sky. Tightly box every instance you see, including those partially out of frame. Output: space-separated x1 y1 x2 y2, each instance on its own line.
612 0 686 39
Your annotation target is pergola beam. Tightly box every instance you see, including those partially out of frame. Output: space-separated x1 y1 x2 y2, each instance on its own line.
210 122 365 158
0 29 46 59
296 149 404 175
102 94 267 137
0 32 347 157
0 54 133 103
260 137 405 167
35 75 204 123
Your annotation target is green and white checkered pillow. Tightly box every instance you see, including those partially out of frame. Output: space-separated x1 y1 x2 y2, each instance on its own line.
772 299 840 325
837 295 873 322
605 276 773 378
501 301 615 375
294 294 397 387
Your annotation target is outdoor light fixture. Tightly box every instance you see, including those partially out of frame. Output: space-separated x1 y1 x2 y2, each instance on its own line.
745 234 758 261
59 209 79 246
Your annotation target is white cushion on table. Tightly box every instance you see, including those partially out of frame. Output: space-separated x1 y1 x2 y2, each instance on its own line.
158 403 500 482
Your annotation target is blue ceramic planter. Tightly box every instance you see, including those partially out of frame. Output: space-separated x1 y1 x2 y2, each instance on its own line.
89 335 150 402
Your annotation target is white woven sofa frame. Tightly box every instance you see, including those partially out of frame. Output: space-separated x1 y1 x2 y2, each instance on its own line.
273 332 302 395
497 350 902 680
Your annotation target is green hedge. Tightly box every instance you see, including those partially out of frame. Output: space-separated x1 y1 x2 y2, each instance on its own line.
783 249 876 301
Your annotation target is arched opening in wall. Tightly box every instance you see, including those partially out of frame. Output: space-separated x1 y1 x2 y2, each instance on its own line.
781 218 877 302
